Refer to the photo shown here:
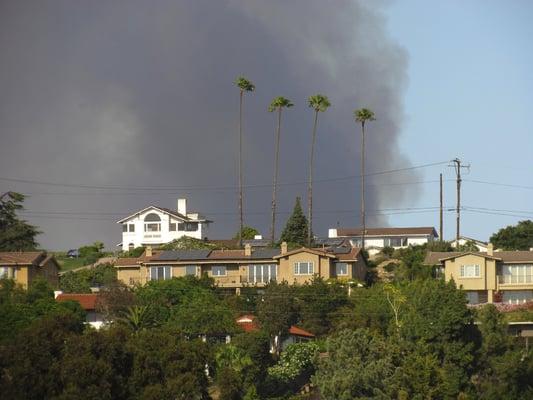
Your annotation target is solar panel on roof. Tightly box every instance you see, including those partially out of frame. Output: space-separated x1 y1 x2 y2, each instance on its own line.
155 250 211 261
331 247 351 254
251 249 281 259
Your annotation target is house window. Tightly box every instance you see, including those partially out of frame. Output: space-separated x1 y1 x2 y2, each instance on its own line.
212 266 226 276
0 267 8 278
502 264 533 284
465 291 480 304
150 266 172 281
169 223 177 232
460 264 480 278
384 237 407 247
185 265 197 276
122 224 128 232
335 262 348 276
144 213 161 232
248 264 277 283
128 224 135 232
178 222 198 232
502 290 533 305
294 262 314 275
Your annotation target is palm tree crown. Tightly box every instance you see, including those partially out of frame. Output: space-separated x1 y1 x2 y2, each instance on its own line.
268 96 293 112
234 76 255 92
308 94 331 112
354 108 376 125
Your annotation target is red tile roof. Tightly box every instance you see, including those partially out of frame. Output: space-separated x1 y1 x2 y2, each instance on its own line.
236 315 315 337
56 293 98 310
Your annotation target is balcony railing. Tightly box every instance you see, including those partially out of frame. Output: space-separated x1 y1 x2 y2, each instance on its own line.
498 275 533 285
211 275 276 287
143 234 162 239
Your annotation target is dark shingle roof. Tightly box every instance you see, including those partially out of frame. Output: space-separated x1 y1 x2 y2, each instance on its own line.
251 249 281 259
153 250 212 261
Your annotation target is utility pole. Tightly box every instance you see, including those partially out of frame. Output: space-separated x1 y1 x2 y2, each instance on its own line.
450 158 469 243
439 173 443 241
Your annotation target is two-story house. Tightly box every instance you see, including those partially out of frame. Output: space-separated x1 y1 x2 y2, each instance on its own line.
117 198 211 251
0 251 60 288
425 244 533 305
115 242 367 291
328 226 438 256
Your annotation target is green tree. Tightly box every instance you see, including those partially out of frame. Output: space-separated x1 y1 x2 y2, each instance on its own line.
159 236 218 250
306 94 331 246
0 191 40 251
233 226 260 241
296 277 348 337
353 108 375 250
268 341 319 382
234 76 255 248
490 220 533 250
312 329 394 399
280 197 309 247
268 96 294 244
257 282 298 354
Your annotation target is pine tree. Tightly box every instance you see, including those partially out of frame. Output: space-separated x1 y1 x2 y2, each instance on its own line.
280 197 310 247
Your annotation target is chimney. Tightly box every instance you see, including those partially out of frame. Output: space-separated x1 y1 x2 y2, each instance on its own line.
177 198 187 215
487 243 493 256
146 245 153 257
244 243 252 256
281 241 288 255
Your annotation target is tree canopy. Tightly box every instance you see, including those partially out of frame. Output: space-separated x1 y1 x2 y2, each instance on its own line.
279 197 309 246
0 191 40 251
490 220 533 250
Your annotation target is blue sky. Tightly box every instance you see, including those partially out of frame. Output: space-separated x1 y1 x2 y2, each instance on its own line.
384 0 533 241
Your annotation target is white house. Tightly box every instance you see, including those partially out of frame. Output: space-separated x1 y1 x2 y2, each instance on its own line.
450 236 489 252
117 199 211 251
328 226 438 256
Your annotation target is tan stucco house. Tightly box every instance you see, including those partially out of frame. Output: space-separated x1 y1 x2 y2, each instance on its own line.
115 242 367 291
0 251 60 289
425 244 533 305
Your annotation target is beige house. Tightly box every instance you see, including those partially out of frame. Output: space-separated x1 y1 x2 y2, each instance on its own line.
0 251 60 289
425 244 533 305
115 243 367 291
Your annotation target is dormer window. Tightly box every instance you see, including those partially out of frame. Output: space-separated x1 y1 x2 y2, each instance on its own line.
144 213 161 232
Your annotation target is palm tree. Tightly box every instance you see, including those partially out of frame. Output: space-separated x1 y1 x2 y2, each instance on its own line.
268 96 294 245
354 108 376 250
234 76 255 248
306 94 331 247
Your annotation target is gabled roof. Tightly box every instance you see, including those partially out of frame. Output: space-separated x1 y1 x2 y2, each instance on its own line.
116 205 210 224
451 236 488 246
273 247 336 260
424 251 502 265
336 226 438 238
56 293 98 310
0 251 47 265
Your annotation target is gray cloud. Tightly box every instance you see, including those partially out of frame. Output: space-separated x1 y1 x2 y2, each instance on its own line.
0 0 417 249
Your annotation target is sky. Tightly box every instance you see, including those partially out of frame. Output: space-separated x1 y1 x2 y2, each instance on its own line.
0 0 531 250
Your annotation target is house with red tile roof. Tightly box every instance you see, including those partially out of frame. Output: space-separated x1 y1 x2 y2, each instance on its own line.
236 314 315 352
55 292 104 329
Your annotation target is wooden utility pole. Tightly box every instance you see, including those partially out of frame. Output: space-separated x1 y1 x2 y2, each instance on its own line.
439 173 443 241
450 158 469 243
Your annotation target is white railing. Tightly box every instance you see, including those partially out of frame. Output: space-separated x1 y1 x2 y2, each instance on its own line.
498 275 533 285
143 234 162 239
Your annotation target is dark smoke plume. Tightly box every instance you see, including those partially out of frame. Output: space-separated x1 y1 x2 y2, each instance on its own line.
0 0 418 249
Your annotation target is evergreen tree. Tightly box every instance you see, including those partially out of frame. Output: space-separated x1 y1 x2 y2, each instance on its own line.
280 197 309 247
0 191 40 251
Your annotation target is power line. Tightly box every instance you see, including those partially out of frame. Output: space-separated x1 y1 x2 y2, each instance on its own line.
0 161 450 192
464 179 533 190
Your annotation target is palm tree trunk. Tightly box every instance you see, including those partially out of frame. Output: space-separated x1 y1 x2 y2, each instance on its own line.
307 110 319 247
270 107 282 245
238 90 244 248
361 122 366 250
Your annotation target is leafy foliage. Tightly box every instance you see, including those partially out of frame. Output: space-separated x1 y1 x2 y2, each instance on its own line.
268 96 294 112
490 220 533 250
0 191 40 251
280 197 309 247
233 226 260 241
268 342 319 382
60 263 117 293
159 236 218 250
